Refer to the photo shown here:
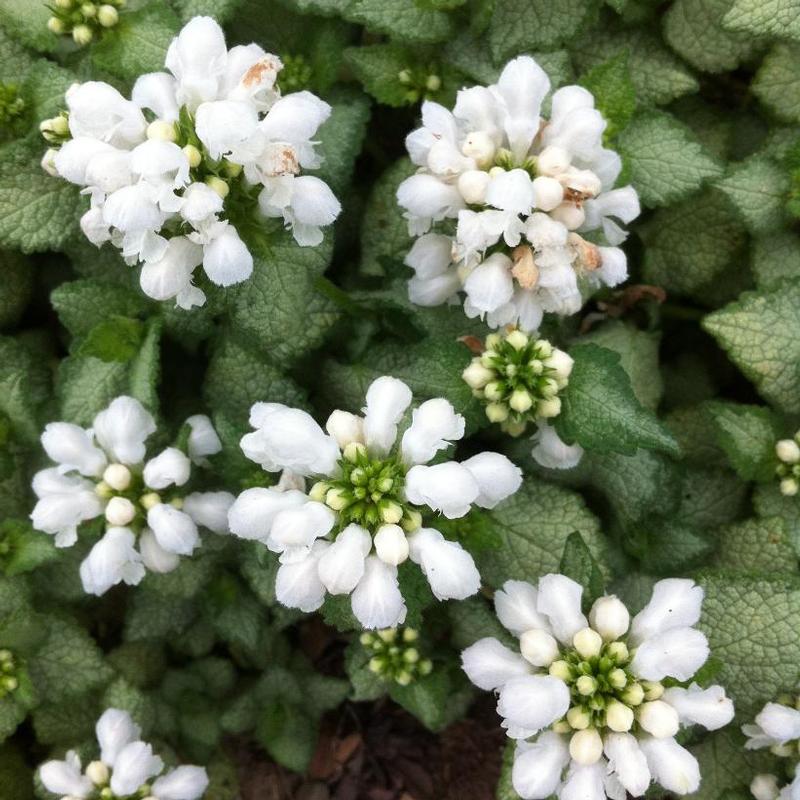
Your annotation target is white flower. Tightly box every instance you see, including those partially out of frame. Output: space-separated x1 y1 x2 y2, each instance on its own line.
229 375 522 628
30 396 227 595
397 55 639 331
744 696 800 759
44 16 340 309
39 708 207 800
461 575 733 800
531 422 584 470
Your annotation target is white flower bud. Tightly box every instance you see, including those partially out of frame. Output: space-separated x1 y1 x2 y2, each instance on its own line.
72 24 93 45
374 524 409 566
562 168 602 197
103 463 132 492
549 660 572 681
486 403 509 423
751 774 780 800
105 496 135 526
567 706 591 730
537 146 571 176
85 760 109 786
569 728 603 765
505 330 529 350
532 176 564 211
606 700 634 732
462 360 495 390
589 595 630 641
573 627 603 659
638 700 680 738
776 439 800 464
146 119 176 142
41 148 59 177
426 74 441 92
546 349 574 381
461 132 496 169
140 492 161 511
519 628 559 667
183 144 202 168
537 397 562 418
457 170 491 204
47 16 66 34
780 478 799 497
97 4 119 26
325 487 349 510
206 176 229 198
380 501 404 525
509 389 533 414
550 203 585 230
483 381 505 401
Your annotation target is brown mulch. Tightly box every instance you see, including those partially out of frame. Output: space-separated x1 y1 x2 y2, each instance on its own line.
234 696 506 800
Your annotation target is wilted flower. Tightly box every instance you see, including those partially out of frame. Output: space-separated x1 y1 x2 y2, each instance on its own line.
39 708 208 800
397 56 640 331
42 16 340 308
227 376 522 628
30 396 231 595
461 575 733 800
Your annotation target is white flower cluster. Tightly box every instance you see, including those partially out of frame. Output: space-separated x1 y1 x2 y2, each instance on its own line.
397 56 640 331
227 376 522 628
40 708 208 800
462 575 734 800
745 696 800 800
30 396 232 595
775 434 800 497
42 16 340 309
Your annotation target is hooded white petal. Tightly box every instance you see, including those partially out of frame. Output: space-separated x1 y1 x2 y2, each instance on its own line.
185 414 222 463
604 732 651 797
180 183 224 225
151 766 210 800
536 573 588 644
408 270 461 307
404 233 453 280
40 752 92 798
131 71 179 121
494 580 552 637
496 675 570 738
195 99 259 160
317 523 371 594
289 175 341 229
754 702 800 744
103 183 163 233
400 398 465 465
561 762 607 800
662 684 735 731
461 636 530 691
66 81 147 147
139 529 181 574
259 91 331 147
30 472 103 544
404 461 480 519
139 236 203 303
460 452 522 508
396 174 465 229
631 627 709 682
41 422 106 476
240 404 340 476
485 169 534 213
325 410 365 449
227 487 307 542
53 137 116 185
203 225 254 287
109 740 164 797
183 491 234 534
147 504 200 556
408 527 480 600
80 527 146 596
143 447 192 490
512 731 570 800
464 253 514 314
96 708 141 766
269 501 335 560
639 737 700 796
351 555 407 630
362 376 413 455
92 396 156 465
531 422 584 470
275 540 329 612
629 578 704 645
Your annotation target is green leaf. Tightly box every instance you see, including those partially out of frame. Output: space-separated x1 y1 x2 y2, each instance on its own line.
77 316 146 363
674 466 748 530
753 43 800 123
639 519 714 574
617 111 722 207
581 321 662 410
103 677 157 736
698 571 800 715
488 0 598 63
703 280 800 413
0 696 27 744
447 595 516 651
171 0 245 23
343 640 386 702
388 667 474 732
714 516 796 574
0 335 50 445
477 478 606 588
344 0 454 43
723 0 800 40
0 135 82 253
714 156 790 233
230 231 338 366
256 701 317 772
0 745 34 800
51 279 149 338
556 344 679 457
663 0 762 74
92 3 180 81
642 190 747 304
0 521 59 577
559 531 606 604
665 406 728 468
705 401 780 482
0 0 55 52
32 695 99 745
579 52 636 140
752 232 800 291
28 617 113 703
0 251 33 331
345 44 420 107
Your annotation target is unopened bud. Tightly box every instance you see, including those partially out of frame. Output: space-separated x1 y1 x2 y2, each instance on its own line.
537 397 562 419
567 705 591 730
780 478 799 497
532 175 564 211
48 17 66 34
606 641 629 663
638 700 679 738
573 627 603 659
343 441 367 463
398 69 412 85
483 381 505 402
401 509 422 532
403 627 418 642
146 119 176 142
81 2 97 17
622 683 644 706
608 668 627 690
379 501 403 525
425 74 441 92
751 775 780 800
536 145 571 177
86 761 109 786
103 463 131 492
505 329 529 350
97 4 119 26
368 657 382 674
569 728 603 765
105 496 135 526
777 439 800 464
139 492 161 511
576 675 597 696
404 648 419 664
519 628 559 667
462 360 494 390
588 595 630 641
41 149 59 177
550 202 585 231
308 481 329 502
183 144 202 168
72 24 93 46
95 481 113 499
457 169 490 204
205 176 229 198
509 389 533 414
549 659 571 681
606 700 634 732
374 524 409 565
546 348 574 381
485 402 509 423
325 488 349 511
642 680 664 701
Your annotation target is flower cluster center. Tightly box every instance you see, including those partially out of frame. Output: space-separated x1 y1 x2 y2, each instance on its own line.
95 463 180 531
360 627 433 686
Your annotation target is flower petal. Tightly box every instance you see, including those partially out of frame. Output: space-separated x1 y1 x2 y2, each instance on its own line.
662 684 734 732
631 627 709 682
109 741 164 797
317 523 371 594
151 766 210 800
460 452 522 508
629 578 704 645
80 528 145 596
139 528 181 574
408 527 480 600
96 708 141 766
362 376 413 455
227 487 307 542
351 555 406 630
92 396 156 466
512 731 570 800
755 702 800 744
496 675 570 738
404 462 480 519
41 422 106 476
275 540 329 612
183 491 234 534
143 447 191 490
461 637 531 691
147 504 200 556
536 573 588 645
639 737 700 796
494 579 552 637
604 732 651 797
400 398 465 465
203 226 254 288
